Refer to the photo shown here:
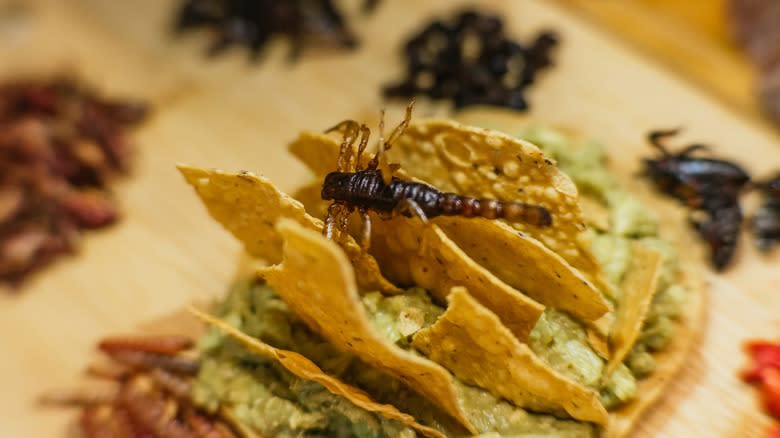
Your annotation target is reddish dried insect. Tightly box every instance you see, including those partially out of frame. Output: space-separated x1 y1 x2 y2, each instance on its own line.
320 100 552 247
41 335 236 438
641 128 750 270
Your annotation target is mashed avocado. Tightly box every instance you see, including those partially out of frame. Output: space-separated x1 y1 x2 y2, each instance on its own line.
523 127 688 379
194 280 596 437
193 127 686 437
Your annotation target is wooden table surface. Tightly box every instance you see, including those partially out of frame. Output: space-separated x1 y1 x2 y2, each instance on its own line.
1 0 779 436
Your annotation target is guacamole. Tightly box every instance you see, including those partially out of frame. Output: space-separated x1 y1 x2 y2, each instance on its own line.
194 280 598 437
193 127 687 437
523 127 688 376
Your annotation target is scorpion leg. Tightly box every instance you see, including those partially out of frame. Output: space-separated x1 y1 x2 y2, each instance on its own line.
384 98 415 149
359 207 372 251
326 120 360 172
338 205 353 238
324 203 342 240
354 124 371 172
371 99 415 183
394 198 428 223
366 109 386 171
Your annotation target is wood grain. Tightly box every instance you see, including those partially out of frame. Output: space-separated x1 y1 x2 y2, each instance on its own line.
557 0 772 130
1 0 779 436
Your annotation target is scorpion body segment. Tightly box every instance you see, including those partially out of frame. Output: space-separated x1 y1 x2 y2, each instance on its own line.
322 169 552 225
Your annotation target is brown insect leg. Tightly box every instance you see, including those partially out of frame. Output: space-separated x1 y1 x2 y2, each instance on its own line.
367 109 386 171
368 99 415 181
359 208 372 251
323 202 342 240
384 98 415 149
394 198 428 222
337 205 353 241
354 124 371 172
326 120 360 172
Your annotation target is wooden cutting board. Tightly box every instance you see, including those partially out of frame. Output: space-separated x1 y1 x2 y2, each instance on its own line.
2 0 779 436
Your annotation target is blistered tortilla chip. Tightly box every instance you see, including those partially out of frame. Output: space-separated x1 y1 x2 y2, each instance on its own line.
178 165 398 294
370 215 544 341
288 132 348 177
385 119 609 291
606 243 663 376
291 180 330 220
412 287 608 425
434 217 610 321
259 219 477 434
290 131 609 322
189 308 446 438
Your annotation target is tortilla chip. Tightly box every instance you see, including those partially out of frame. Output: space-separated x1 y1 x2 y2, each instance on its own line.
288 132 349 177
291 180 330 220
370 215 544 342
433 217 610 321
259 219 477 434
178 165 398 294
412 287 608 425
385 119 609 291
606 263 705 438
189 307 446 438
606 243 664 376
290 130 609 322
586 316 614 360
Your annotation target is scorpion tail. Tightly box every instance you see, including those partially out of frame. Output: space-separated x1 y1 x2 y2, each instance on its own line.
449 194 552 227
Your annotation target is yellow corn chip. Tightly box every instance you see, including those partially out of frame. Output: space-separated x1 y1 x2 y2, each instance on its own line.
189 307 446 438
412 287 608 425
178 165 398 294
386 119 609 292
606 243 663 376
370 215 544 342
433 217 610 321
288 132 347 177
259 219 477 434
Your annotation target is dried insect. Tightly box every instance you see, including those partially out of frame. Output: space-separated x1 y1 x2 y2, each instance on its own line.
751 173 780 251
174 0 367 60
0 77 147 287
42 335 236 438
320 101 552 248
642 128 751 270
383 9 559 110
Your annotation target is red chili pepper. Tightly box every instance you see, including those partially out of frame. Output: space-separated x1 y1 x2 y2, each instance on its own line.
742 340 780 383
762 368 780 420
740 339 780 437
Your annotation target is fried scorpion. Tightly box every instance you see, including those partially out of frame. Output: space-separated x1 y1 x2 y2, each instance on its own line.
320 100 552 248
642 128 750 270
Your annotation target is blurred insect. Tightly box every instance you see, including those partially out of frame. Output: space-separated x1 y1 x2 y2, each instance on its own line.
320 100 552 249
641 128 751 270
41 335 236 438
751 173 780 251
175 0 370 61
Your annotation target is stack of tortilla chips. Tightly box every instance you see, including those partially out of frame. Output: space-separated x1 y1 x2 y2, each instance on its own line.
180 116 703 437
